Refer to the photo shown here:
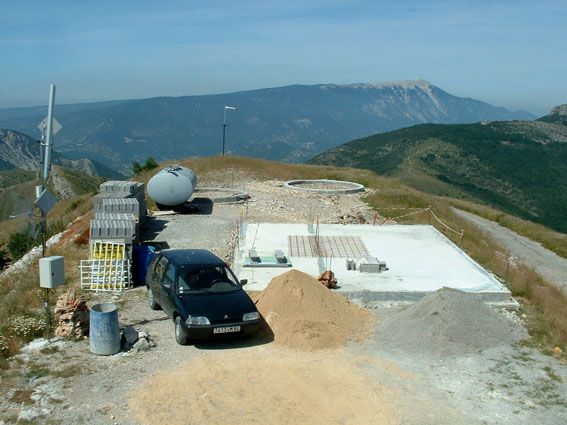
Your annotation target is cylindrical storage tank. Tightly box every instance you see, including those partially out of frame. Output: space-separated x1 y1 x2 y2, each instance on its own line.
89 303 121 355
147 165 198 207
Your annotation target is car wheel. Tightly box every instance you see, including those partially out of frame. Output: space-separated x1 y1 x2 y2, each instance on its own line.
148 287 160 310
175 316 188 345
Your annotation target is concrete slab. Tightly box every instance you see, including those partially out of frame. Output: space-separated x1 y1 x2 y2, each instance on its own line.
233 223 514 305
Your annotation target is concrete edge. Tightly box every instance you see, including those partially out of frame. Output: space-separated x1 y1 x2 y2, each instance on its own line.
284 179 365 194
193 187 249 203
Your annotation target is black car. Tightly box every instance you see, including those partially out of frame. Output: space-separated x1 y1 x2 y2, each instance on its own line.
146 249 261 345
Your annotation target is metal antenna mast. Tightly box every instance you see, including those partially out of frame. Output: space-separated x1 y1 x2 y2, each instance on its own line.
36 84 60 341
222 105 237 155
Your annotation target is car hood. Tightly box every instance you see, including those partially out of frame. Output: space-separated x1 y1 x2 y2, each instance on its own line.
179 290 257 323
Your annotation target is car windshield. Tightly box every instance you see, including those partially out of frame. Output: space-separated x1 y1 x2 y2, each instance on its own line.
177 265 241 294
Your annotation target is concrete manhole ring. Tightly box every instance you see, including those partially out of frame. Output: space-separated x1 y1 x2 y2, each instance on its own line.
284 179 365 195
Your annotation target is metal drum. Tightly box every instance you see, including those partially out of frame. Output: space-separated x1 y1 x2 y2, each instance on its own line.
89 303 120 355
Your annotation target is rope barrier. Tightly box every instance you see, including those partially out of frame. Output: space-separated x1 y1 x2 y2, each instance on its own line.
427 209 462 235
386 208 430 223
374 206 464 240
376 207 428 210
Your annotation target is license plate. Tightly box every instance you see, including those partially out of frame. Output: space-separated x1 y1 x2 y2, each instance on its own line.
213 326 241 334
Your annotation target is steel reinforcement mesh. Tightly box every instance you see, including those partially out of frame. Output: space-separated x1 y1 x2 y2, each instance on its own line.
288 235 369 258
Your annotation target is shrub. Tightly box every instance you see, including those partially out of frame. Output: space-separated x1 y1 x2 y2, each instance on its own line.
8 316 46 341
133 157 159 174
7 232 34 260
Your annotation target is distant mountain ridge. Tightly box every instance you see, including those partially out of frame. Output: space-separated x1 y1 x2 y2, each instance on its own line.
0 80 533 171
0 129 123 179
309 105 567 233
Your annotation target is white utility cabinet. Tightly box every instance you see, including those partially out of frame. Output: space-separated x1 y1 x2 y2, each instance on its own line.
39 256 65 288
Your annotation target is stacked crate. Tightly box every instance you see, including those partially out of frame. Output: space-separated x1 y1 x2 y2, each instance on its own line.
81 181 146 291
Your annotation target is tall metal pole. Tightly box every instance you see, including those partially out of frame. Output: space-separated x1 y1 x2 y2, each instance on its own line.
222 106 237 156
42 84 56 341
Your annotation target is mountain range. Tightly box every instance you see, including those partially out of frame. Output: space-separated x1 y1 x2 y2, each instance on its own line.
309 105 567 232
0 129 123 179
0 80 533 172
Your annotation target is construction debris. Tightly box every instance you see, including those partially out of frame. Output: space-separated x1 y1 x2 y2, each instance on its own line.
121 326 155 353
317 269 337 288
53 290 89 339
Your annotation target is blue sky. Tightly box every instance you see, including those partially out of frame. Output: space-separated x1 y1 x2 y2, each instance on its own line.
1 0 565 115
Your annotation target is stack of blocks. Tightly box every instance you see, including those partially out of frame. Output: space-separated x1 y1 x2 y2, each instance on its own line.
81 181 147 291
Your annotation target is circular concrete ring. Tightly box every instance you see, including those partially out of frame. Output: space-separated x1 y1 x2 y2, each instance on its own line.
193 187 249 203
284 179 365 195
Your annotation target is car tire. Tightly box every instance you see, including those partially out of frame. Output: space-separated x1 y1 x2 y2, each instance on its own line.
175 316 188 345
148 287 160 310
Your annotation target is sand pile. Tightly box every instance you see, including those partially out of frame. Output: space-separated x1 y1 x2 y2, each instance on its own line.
254 269 373 350
376 287 528 357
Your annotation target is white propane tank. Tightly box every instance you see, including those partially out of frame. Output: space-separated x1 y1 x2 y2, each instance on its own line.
147 165 198 207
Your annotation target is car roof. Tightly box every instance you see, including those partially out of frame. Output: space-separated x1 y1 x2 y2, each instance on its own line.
159 249 226 268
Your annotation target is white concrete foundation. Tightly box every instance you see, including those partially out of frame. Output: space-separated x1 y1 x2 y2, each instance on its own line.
233 223 514 305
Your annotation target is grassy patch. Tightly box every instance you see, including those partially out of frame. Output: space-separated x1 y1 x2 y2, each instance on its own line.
25 363 50 380
51 364 88 379
9 388 35 404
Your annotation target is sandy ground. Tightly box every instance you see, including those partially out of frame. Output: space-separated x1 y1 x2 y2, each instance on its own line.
453 208 567 294
2 177 567 425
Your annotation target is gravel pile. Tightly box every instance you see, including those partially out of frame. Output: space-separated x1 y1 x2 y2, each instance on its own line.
375 287 529 357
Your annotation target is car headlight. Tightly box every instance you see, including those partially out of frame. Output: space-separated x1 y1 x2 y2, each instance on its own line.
186 316 210 325
242 311 260 321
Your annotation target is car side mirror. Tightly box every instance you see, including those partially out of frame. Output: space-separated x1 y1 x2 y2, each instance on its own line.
240 279 248 286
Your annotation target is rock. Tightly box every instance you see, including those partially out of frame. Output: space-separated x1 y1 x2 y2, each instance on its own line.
21 338 62 353
17 408 41 422
122 326 139 344
133 338 151 353
137 331 148 340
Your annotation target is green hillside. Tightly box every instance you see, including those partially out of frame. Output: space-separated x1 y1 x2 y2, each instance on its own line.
0 166 103 222
309 120 567 233
0 170 36 190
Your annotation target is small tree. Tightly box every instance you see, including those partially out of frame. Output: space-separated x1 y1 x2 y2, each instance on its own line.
132 161 143 174
0 249 9 270
7 232 34 261
143 157 158 171
132 157 158 174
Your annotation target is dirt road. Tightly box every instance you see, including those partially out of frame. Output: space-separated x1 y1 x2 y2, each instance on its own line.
453 208 567 294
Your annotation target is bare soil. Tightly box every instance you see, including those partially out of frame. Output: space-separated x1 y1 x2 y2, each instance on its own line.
1 175 567 425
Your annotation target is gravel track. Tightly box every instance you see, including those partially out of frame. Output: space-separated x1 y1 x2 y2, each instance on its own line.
453 208 567 294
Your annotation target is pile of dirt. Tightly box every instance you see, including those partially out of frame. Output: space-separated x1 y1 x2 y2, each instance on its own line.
376 287 529 357
254 269 373 350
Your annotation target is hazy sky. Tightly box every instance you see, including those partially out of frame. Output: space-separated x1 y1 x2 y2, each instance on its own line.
1 0 565 115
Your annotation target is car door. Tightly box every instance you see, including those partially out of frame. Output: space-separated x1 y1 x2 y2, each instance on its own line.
160 261 177 319
149 255 168 306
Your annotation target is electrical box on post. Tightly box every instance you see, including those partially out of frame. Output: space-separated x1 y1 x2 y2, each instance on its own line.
39 256 65 288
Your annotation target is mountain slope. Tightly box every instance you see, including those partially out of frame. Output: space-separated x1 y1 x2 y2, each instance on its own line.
0 129 124 179
0 165 104 221
309 108 567 232
536 104 567 125
0 80 533 169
